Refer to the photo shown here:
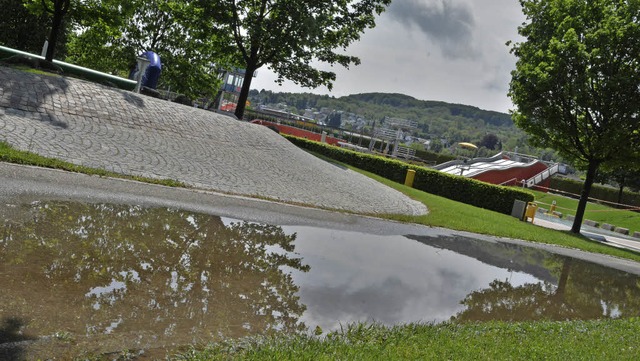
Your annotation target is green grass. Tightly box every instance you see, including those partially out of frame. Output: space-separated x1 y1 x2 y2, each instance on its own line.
530 189 640 233
173 320 640 360
2 140 639 262
4 140 640 361
348 165 640 263
0 141 185 188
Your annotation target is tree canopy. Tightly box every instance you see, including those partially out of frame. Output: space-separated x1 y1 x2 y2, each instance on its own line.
66 0 232 100
0 0 65 56
212 0 391 119
509 0 640 233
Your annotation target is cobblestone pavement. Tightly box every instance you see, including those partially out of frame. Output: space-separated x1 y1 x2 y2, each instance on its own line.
0 66 427 215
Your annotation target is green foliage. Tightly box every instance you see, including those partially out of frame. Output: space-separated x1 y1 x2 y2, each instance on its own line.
214 0 392 118
249 90 530 155
174 319 640 360
0 0 56 54
285 136 534 214
549 177 640 209
65 0 232 100
509 0 640 233
509 0 640 166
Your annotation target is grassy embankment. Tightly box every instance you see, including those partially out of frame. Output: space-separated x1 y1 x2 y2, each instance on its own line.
531 188 640 232
173 320 640 361
3 143 640 360
0 141 185 188
2 140 639 263
324 156 640 263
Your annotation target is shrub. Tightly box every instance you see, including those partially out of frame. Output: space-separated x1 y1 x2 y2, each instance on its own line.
550 177 640 207
286 135 534 214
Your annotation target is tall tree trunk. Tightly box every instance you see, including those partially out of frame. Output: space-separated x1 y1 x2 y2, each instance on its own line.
44 0 69 62
234 64 256 120
571 160 600 233
554 258 572 301
617 184 624 205
45 10 62 62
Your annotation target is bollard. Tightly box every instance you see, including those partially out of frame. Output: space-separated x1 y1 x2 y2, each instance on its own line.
524 202 538 222
134 56 151 93
404 169 416 187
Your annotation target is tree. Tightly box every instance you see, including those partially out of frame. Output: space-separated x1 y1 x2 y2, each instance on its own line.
212 0 391 119
0 200 309 356
596 164 640 204
0 0 57 54
326 111 342 128
66 0 233 100
509 0 640 233
39 0 71 62
478 133 500 150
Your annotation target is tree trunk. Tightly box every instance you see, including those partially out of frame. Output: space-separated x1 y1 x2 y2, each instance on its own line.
234 64 256 120
571 160 600 233
45 11 63 62
617 184 624 205
44 0 69 62
554 258 572 301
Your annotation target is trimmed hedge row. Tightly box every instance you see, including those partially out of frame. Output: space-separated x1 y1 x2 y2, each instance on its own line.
286 135 534 215
550 177 640 207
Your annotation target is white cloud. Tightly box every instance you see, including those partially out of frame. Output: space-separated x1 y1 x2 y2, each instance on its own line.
250 0 525 113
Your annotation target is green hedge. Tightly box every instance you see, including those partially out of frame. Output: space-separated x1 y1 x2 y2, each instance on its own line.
286 136 534 215
550 177 640 207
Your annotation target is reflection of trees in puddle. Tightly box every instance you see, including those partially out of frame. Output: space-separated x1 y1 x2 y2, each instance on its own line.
0 201 309 358
454 256 640 322
409 235 640 322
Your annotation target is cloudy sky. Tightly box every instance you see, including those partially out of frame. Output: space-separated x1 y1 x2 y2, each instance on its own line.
251 0 526 114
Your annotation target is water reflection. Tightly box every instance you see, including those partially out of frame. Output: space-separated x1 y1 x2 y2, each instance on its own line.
0 201 308 359
411 235 640 322
2 200 640 359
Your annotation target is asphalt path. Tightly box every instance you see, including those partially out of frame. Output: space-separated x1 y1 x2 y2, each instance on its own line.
0 65 425 216
2 162 640 276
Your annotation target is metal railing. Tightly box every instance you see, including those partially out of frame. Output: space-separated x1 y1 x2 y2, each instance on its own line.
524 163 560 188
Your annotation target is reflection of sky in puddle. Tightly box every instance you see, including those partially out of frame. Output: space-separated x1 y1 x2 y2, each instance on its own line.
279 226 540 330
3 200 640 359
85 270 141 310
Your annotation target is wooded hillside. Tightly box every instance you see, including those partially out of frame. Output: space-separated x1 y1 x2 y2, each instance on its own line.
249 90 541 157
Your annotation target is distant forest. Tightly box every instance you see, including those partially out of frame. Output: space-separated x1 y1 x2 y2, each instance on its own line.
248 90 560 161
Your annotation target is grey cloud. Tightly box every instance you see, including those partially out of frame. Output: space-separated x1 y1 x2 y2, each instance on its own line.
388 0 478 59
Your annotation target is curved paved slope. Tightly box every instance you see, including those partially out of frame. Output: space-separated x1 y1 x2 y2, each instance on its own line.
0 66 426 215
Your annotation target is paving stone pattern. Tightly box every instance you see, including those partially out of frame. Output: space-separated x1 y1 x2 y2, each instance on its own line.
0 66 426 215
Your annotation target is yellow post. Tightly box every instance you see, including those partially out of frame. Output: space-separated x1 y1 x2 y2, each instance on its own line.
524 202 538 222
404 169 416 187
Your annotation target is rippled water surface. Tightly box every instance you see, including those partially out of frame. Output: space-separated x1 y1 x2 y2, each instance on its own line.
2 200 640 359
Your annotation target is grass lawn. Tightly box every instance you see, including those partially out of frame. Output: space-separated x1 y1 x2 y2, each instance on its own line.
2 140 639 263
3 139 640 360
346 166 640 263
174 320 640 360
530 189 640 233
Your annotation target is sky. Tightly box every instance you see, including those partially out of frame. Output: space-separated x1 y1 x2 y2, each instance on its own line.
250 0 526 114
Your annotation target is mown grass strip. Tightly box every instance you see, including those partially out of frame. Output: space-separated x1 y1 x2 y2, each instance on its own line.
2 140 639 263
312 154 640 263
173 319 640 360
0 141 185 188
530 189 640 233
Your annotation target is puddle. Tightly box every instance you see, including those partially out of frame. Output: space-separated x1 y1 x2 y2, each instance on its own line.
2 201 640 359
